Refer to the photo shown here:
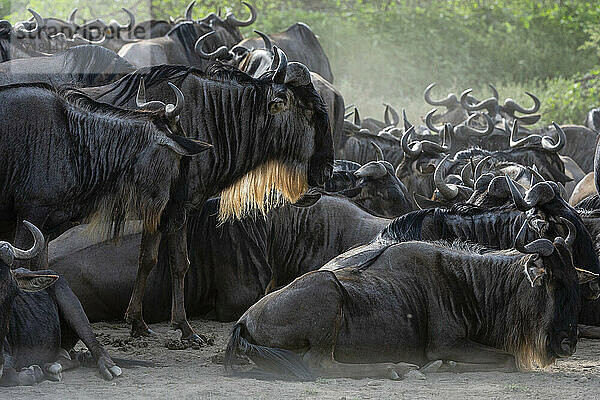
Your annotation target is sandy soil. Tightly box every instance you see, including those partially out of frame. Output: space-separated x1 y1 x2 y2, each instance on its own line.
5 318 600 399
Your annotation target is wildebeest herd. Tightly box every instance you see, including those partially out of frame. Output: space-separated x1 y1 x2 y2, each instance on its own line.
2 1 600 388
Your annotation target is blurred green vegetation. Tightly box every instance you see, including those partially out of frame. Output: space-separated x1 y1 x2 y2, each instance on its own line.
2 0 600 125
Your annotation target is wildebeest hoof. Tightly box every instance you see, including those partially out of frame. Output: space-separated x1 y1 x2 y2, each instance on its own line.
43 362 63 381
97 356 122 381
130 324 155 338
420 360 443 373
387 362 419 380
404 370 426 380
17 365 43 385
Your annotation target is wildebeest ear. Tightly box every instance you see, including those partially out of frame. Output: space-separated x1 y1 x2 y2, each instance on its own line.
576 267 599 285
524 259 546 287
11 270 59 292
284 62 311 87
159 134 212 156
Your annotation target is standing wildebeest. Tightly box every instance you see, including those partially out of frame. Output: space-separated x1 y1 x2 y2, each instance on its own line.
0 45 135 86
49 195 388 323
0 82 211 270
0 221 121 386
119 2 256 68
85 57 334 339
235 22 333 82
226 220 595 379
1 9 109 62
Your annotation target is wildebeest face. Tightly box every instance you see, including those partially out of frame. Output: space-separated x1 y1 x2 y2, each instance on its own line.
395 154 440 200
536 240 596 359
346 161 412 217
268 80 334 188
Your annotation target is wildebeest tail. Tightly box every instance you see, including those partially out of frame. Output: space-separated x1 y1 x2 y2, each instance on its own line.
225 322 314 381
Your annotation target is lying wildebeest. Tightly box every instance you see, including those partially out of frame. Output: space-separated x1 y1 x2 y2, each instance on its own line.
0 82 210 270
0 45 135 86
1 221 121 386
226 219 595 379
49 195 388 323
235 22 333 82
85 58 334 339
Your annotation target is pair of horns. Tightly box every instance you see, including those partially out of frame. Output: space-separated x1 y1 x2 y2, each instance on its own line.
185 1 256 27
514 217 575 257
136 79 185 118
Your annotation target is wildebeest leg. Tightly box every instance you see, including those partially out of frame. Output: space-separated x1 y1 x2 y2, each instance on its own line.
578 324 600 339
428 339 517 371
167 224 196 339
125 229 161 337
47 273 122 380
12 214 48 270
304 350 419 379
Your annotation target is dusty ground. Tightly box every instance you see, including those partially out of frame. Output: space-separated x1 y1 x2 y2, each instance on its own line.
6 318 600 399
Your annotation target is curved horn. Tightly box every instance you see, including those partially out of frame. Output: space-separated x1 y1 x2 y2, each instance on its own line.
461 162 474 187
434 155 459 199
424 83 459 108
68 8 78 24
11 221 45 260
474 155 493 180
506 176 532 211
17 9 44 34
455 113 494 137
226 2 257 27
488 83 499 100
254 30 273 51
165 82 185 118
413 193 445 210
527 166 545 186
353 107 361 126
185 0 196 20
383 103 399 126
460 88 499 113
115 8 135 31
371 141 384 162
68 29 109 46
515 221 555 256
402 108 412 132
136 78 165 109
560 217 576 247
542 122 566 153
425 108 442 133
508 120 535 148
503 92 540 114
401 126 422 157
195 31 230 60
272 47 287 84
